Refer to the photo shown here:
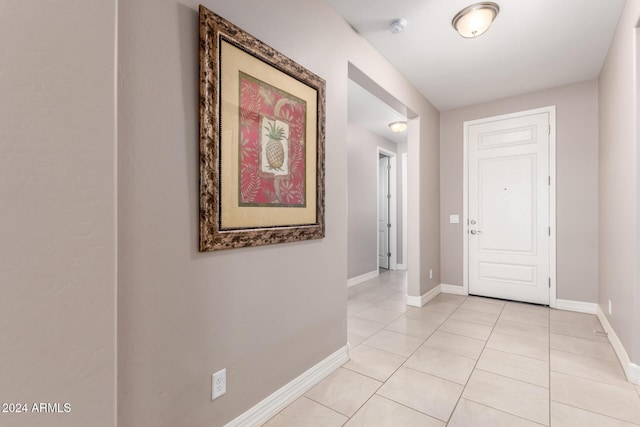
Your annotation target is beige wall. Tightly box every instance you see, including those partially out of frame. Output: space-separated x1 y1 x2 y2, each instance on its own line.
598 0 640 364
418 114 442 295
117 1 439 425
414 113 442 298
0 1 117 426
440 80 599 303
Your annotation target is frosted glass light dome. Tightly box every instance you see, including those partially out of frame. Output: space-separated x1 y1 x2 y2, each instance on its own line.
452 2 500 38
389 121 407 133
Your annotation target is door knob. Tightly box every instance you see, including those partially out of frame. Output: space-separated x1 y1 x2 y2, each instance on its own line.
470 230 482 235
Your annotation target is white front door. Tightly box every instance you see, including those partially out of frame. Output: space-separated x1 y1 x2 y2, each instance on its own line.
467 110 551 305
379 156 390 269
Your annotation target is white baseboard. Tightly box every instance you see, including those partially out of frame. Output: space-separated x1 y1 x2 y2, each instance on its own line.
407 285 441 307
396 263 407 271
347 270 379 288
596 306 640 385
440 283 468 295
226 345 349 426
555 299 597 314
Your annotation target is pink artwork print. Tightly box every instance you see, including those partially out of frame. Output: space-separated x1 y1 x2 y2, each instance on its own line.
238 72 307 207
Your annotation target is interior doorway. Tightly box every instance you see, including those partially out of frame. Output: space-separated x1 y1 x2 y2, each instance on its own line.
346 64 413 288
378 150 397 270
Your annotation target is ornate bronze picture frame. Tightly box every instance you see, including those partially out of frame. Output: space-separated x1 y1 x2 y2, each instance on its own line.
199 5 326 251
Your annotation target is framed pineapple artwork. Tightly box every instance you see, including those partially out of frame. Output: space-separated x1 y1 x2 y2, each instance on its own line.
199 5 326 251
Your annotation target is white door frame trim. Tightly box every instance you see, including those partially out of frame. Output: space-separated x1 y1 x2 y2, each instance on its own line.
377 147 398 270
462 106 557 308
399 153 408 270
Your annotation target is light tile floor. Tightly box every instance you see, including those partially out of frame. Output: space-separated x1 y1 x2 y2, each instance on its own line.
264 270 640 426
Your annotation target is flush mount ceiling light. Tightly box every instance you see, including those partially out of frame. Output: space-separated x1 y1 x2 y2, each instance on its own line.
452 2 500 38
389 121 407 133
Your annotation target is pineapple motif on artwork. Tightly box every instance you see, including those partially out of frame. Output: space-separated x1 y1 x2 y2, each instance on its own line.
238 72 306 207
260 118 289 177
264 121 285 171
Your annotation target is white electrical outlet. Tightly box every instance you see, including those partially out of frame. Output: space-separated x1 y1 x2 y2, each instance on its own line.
212 369 226 400
429 269 433 279
608 300 612 315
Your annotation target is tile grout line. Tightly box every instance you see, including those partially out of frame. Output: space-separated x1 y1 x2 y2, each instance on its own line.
371 394 447 423
374 294 467 424
344 274 640 426
549 310 640 426
549 347 629 372
549 365 639 391
459 397 548 427
356 287 554 424
469 367 549 389
550 400 640 427
297 392 354 422
301 272 403 425
467 301 554 425
483 345 549 364
342 276 440 424
345 290 469 423
444 298 508 425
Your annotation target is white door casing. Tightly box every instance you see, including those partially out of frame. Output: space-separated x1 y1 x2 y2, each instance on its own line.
377 148 398 270
379 156 390 269
464 107 557 306
400 152 408 270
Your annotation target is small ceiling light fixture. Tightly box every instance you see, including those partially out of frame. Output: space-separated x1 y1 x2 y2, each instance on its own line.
389 121 407 133
389 18 407 34
452 2 500 38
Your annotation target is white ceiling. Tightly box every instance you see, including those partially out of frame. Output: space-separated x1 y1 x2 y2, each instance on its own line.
348 80 407 144
330 0 626 112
